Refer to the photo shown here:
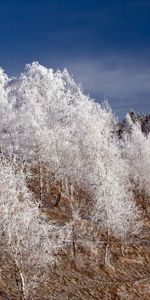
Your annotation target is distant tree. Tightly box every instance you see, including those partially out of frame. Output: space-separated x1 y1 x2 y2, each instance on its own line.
124 114 150 215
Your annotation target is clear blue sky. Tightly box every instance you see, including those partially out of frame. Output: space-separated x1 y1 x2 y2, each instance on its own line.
0 0 150 117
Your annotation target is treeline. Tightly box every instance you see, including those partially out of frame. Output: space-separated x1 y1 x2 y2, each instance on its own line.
118 111 150 137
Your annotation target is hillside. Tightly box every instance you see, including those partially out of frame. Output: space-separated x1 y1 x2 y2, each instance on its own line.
0 63 149 299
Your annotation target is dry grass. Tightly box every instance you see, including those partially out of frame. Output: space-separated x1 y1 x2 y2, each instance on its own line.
0 164 150 299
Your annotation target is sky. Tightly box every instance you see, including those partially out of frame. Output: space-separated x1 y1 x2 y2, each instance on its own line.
0 0 150 117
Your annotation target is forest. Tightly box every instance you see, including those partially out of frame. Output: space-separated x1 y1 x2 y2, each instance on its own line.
0 62 149 299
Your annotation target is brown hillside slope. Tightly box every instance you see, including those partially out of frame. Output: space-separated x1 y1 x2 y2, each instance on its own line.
0 167 149 300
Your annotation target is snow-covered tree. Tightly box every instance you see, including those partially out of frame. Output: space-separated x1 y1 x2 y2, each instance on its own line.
123 114 150 215
0 68 16 154
0 155 72 299
0 62 141 239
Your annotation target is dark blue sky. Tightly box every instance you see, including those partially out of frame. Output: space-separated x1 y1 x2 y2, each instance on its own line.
0 0 150 117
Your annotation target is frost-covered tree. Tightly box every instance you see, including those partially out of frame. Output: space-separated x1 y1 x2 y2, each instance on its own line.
70 102 141 238
0 155 72 299
123 113 150 214
0 62 141 239
0 68 16 154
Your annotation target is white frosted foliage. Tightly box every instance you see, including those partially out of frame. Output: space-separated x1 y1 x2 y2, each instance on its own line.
0 156 72 298
0 62 141 241
124 114 150 198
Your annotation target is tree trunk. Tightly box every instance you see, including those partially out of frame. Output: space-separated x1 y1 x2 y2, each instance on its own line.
15 261 27 300
72 224 76 258
38 150 43 202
